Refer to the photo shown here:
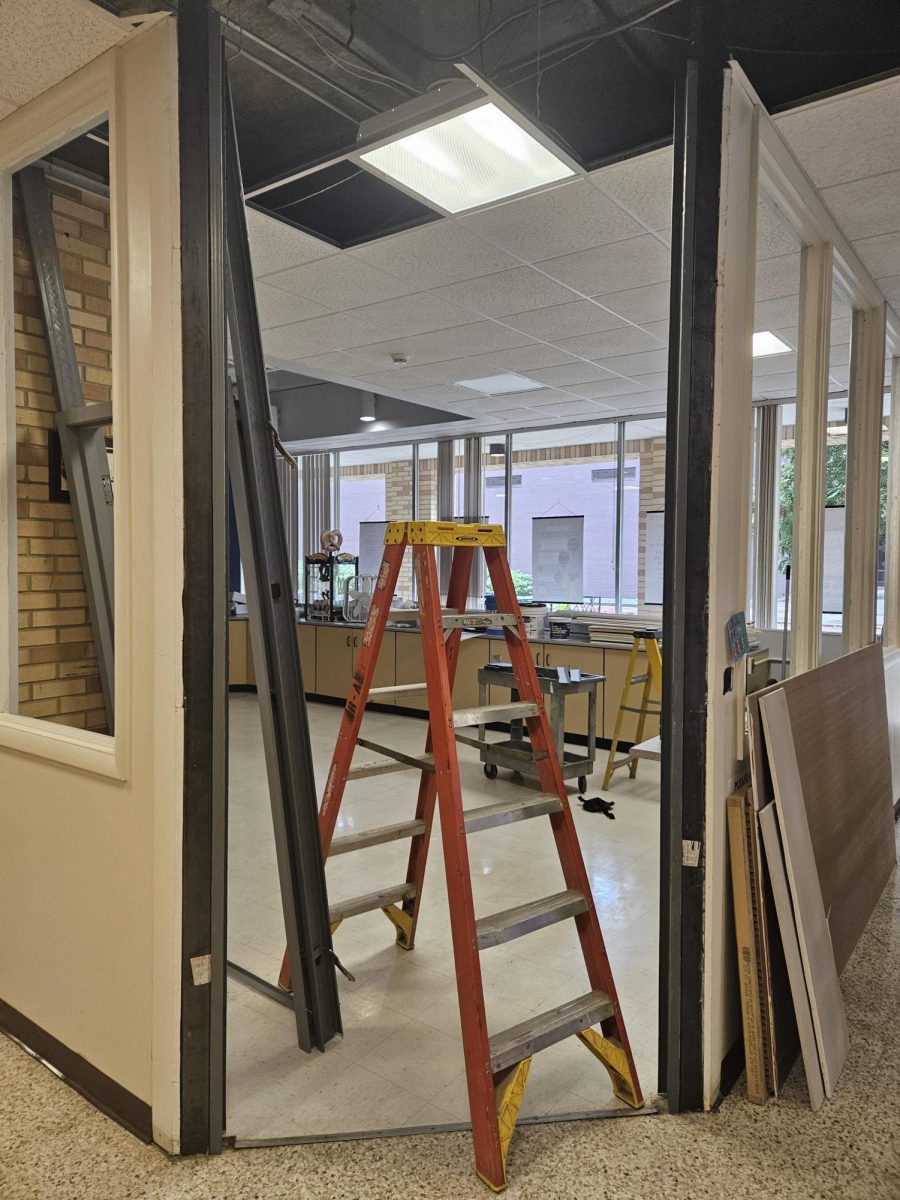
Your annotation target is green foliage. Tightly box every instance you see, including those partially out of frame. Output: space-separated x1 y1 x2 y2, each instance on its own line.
485 570 533 598
777 439 889 573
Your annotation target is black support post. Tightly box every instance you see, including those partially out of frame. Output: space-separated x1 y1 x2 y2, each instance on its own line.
178 0 227 1155
659 3 728 1114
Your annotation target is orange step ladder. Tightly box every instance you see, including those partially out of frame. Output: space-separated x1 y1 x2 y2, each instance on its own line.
281 521 643 1190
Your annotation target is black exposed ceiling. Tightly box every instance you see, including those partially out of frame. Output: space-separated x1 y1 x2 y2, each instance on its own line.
96 1 900 248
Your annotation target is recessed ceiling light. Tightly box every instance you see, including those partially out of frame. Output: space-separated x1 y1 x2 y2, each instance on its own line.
753 331 792 357
455 373 544 396
358 89 574 214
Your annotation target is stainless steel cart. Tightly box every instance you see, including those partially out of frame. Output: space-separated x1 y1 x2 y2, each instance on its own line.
474 661 603 793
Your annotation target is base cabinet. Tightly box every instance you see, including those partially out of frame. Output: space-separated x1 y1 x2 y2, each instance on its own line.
314 625 354 698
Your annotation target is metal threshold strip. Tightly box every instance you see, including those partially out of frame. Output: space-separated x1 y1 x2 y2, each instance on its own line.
231 1103 659 1148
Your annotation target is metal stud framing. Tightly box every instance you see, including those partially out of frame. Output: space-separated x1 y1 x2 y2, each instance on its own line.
224 76 341 1052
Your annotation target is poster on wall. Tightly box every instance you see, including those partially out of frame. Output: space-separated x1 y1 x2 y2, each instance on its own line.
822 505 845 614
358 520 390 576
644 510 664 605
531 515 584 603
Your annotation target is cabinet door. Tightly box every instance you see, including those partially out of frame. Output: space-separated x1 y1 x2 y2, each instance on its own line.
297 624 316 696
228 619 248 686
314 625 354 698
540 643 603 740
353 629 395 697
452 636 490 710
394 631 429 711
602 647 659 743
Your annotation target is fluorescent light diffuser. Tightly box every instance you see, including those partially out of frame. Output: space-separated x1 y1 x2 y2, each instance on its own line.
455 373 543 396
360 101 574 214
753 330 792 357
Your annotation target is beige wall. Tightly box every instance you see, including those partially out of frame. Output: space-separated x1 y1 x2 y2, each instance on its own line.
0 22 184 1143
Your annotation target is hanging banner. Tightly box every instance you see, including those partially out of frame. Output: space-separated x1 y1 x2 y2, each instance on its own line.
531 515 584 603
644 510 664 605
358 520 390 576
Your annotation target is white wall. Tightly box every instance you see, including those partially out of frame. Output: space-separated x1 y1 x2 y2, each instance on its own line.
0 20 184 1147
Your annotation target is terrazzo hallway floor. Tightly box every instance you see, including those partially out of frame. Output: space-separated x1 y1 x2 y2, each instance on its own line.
1 825 896 1198
226 693 661 1139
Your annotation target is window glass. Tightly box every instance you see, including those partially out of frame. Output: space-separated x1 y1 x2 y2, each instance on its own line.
623 419 667 615
338 444 413 598
508 423 618 606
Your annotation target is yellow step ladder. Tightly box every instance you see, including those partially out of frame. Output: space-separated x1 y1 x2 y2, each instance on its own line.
602 629 662 788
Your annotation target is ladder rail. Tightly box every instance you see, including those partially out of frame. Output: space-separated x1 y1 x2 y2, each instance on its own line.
484 545 643 1103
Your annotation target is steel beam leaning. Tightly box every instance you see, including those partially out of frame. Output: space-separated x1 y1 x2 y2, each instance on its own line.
17 166 115 726
223 79 341 1053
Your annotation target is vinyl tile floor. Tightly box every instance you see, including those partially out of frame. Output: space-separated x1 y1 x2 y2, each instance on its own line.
2 825 897 1199
226 693 661 1140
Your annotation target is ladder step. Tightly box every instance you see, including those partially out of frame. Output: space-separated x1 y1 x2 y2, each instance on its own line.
355 737 436 773
388 610 517 630
346 753 435 781
464 793 562 834
329 882 416 925
329 819 428 857
489 990 615 1074
369 681 428 699
476 889 587 950
452 701 540 728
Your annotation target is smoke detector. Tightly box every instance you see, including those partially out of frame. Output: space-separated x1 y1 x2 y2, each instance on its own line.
391 351 409 367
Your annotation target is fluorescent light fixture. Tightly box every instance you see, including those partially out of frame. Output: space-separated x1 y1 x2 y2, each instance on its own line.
455 373 544 396
358 94 574 214
753 330 792 357
359 393 376 422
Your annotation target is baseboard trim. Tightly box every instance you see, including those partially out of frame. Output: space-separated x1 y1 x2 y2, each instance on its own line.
0 998 152 1143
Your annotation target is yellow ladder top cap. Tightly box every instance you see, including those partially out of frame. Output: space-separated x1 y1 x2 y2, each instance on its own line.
385 520 506 547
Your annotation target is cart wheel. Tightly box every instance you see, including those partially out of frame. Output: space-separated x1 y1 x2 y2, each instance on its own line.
483 763 498 780
578 776 588 794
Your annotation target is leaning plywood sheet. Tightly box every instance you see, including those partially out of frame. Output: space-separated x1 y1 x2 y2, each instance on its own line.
767 644 895 973
760 690 849 1097
727 789 769 1103
758 803 826 1111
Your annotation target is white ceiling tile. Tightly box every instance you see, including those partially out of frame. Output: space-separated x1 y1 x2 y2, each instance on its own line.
483 406 548 423
642 320 669 342
756 199 800 261
754 371 802 395
876 273 900 312
428 267 576 318
346 321 535 370
405 383 476 405
350 221 517 287
247 207 338 278
264 254 416 309
820 171 900 241
755 254 801 303
503 300 627 341
852 232 900 282
595 347 669 377
776 82 900 188
755 295 800 331
459 177 643 261
589 147 673 231
526 362 617 387
538 235 670 295
555 324 663 362
476 386 563 406
830 342 851 368
753 352 798 379
570 376 651 400
626 371 669 390
289 351 371 378
596 281 671 325
262 317 359 361
337 293 476 347
525 399 614 418
254 281 329 330
486 343 581 371
350 368 436 391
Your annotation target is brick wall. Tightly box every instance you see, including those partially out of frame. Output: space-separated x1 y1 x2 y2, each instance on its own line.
12 179 110 732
